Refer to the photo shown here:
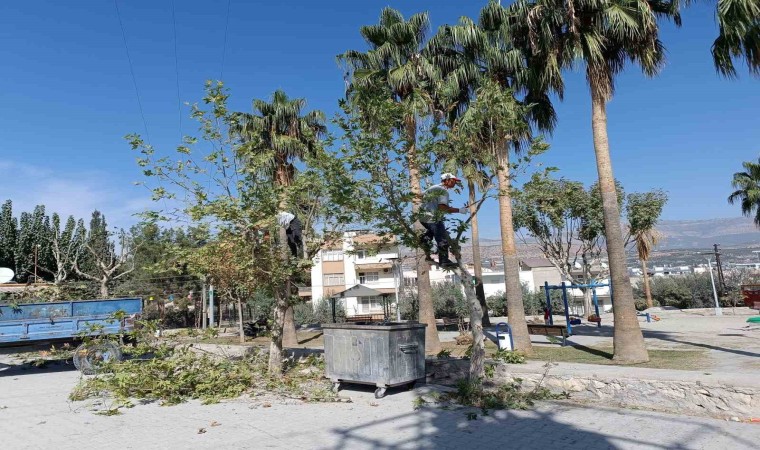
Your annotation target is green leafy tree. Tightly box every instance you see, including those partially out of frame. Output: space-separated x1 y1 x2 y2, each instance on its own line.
429 1 558 353
230 89 326 347
339 8 443 354
0 200 17 272
513 174 611 316
625 190 668 309
508 0 678 363
335 90 492 379
728 157 760 226
131 82 350 375
442 78 547 354
14 205 51 283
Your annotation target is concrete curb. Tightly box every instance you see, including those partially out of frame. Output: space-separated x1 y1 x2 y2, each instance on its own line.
426 359 760 419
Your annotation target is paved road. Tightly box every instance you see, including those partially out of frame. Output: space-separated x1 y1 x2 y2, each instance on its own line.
2 362 759 450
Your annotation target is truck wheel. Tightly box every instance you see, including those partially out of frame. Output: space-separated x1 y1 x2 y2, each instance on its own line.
73 341 122 375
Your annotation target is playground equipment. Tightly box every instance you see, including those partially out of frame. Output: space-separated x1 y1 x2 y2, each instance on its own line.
543 281 613 334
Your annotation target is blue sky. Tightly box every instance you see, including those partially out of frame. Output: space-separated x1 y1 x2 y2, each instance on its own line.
0 1 758 238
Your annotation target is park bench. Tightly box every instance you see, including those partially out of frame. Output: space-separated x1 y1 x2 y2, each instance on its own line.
526 323 569 346
346 314 385 323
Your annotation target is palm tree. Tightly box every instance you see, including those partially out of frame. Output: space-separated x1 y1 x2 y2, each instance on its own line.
728 158 760 226
709 0 760 78
339 8 442 353
232 90 326 371
430 1 559 353
508 0 678 363
626 191 667 309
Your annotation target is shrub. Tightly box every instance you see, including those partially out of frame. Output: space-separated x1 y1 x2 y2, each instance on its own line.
433 281 469 319
296 298 346 325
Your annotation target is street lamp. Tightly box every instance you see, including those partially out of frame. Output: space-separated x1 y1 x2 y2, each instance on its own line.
700 253 722 316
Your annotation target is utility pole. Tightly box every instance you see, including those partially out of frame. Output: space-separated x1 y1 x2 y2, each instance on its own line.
201 277 207 329
706 257 722 316
209 282 215 328
33 244 39 283
713 244 726 295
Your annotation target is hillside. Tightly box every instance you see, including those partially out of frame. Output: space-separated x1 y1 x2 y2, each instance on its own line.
657 217 760 249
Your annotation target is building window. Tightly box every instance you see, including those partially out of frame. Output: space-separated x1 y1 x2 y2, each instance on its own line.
324 273 345 286
322 250 344 261
358 272 379 284
355 249 367 260
359 295 383 313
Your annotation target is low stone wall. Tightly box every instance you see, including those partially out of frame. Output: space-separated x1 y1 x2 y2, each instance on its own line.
426 358 760 419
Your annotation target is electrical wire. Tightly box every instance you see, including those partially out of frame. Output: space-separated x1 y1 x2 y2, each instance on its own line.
171 0 182 143
114 0 150 143
219 0 231 81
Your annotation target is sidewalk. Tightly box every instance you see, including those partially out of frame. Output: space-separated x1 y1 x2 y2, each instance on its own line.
2 364 760 449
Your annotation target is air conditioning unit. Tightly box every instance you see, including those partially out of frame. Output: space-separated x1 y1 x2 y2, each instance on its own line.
383 269 389 273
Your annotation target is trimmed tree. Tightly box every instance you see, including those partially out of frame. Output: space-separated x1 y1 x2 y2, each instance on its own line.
339 8 443 354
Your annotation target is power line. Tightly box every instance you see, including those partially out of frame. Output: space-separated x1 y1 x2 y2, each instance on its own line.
114 0 150 143
171 0 182 143
219 0 231 81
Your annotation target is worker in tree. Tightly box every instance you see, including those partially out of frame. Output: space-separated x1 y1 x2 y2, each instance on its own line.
419 173 468 268
277 211 303 258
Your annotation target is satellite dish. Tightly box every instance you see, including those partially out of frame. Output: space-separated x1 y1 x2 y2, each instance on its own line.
0 267 15 284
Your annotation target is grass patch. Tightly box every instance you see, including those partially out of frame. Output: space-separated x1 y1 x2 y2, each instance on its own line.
438 340 707 370
528 345 708 370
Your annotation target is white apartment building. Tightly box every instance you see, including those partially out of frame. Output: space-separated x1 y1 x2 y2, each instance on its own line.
310 231 400 316
308 233 613 316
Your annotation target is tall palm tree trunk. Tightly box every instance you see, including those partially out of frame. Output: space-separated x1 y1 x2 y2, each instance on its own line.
641 258 653 309
406 118 441 354
591 90 648 363
496 148 532 354
468 179 490 327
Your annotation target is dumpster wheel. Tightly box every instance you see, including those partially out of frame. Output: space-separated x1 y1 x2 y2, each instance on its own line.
374 387 387 399
73 341 122 375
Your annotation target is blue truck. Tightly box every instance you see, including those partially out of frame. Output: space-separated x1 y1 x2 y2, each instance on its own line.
0 297 143 373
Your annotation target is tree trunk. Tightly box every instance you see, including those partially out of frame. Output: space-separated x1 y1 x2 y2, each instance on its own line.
454 265 484 380
282 303 298 347
274 159 299 348
100 278 109 298
642 259 653 309
496 148 532 354
406 117 440 354
268 226 290 375
237 297 245 344
582 263 593 317
468 179 490 327
590 89 648 363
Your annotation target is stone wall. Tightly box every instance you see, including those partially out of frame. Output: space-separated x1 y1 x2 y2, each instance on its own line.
426 358 760 419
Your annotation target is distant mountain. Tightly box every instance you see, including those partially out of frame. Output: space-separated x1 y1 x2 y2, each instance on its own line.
656 217 760 249
403 217 760 264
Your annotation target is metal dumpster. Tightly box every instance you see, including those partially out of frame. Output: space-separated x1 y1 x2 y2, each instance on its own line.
322 322 426 398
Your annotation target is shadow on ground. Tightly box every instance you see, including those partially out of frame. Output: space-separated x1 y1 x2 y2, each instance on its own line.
327 385 760 450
